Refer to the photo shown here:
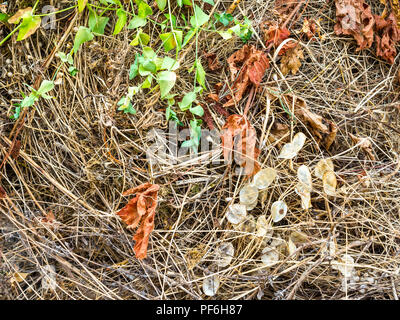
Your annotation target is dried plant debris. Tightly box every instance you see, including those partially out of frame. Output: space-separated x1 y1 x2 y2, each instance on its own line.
226 203 247 224
334 0 400 63
334 0 375 51
280 45 304 75
278 132 307 159
221 114 260 176
280 94 337 150
224 45 269 107
116 183 160 260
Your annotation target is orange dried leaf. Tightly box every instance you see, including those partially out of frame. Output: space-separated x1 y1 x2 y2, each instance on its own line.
221 114 260 177
224 45 269 107
262 23 297 54
116 183 160 260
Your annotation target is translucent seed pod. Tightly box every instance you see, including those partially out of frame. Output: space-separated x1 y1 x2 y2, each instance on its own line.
234 214 256 233
297 165 312 192
261 248 279 267
278 132 307 159
323 170 337 196
226 204 247 224
287 237 297 256
295 182 312 210
332 254 355 278
203 275 220 297
239 184 259 205
253 167 277 190
314 158 334 179
215 242 235 267
256 215 273 237
292 132 307 152
271 200 288 223
245 200 258 211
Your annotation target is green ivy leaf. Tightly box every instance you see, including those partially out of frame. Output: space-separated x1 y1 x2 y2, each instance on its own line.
157 71 176 98
195 59 206 89
113 9 127 35
89 11 109 35
128 15 147 29
8 7 41 41
73 26 94 53
161 57 180 71
138 0 153 18
156 0 167 11
142 47 156 59
37 80 54 97
182 28 196 47
160 30 182 52
190 105 204 117
178 91 197 111
78 0 88 12
190 5 209 28
129 54 139 80
141 75 153 89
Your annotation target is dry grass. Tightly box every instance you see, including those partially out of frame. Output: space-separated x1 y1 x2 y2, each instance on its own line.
0 0 400 300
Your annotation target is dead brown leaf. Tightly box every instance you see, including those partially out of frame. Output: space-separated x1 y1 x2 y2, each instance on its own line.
8 7 32 24
334 0 375 51
116 183 160 260
224 45 269 107
203 52 222 71
262 22 297 54
349 133 375 160
374 13 400 64
280 44 304 75
281 94 337 150
221 114 260 177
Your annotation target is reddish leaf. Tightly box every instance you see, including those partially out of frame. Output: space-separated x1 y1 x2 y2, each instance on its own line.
116 183 160 260
224 45 269 107
221 114 260 177
334 0 375 51
262 23 297 54
374 13 400 64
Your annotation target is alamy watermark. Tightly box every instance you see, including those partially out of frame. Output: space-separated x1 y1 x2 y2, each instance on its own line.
146 121 259 176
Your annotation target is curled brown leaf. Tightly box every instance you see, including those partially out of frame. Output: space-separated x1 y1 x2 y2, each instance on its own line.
221 114 260 177
116 183 160 260
224 45 269 107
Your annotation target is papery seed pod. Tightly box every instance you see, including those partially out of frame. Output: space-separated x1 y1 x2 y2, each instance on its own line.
295 182 312 210
261 248 279 267
203 275 220 296
323 170 337 196
279 132 306 159
332 254 355 278
245 200 258 211
239 184 259 205
226 204 247 224
253 167 277 190
297 165 312 192
314 158 334 179
234 214 256 233
215 242 235 267
256 215 273 237
271 200 288 223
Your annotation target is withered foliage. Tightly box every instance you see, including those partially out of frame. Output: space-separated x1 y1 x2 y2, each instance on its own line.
334 0 400 63
374 13 400 64
116 183 160 260
280 94 338 150
221 114 260 177
224 45 269 107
